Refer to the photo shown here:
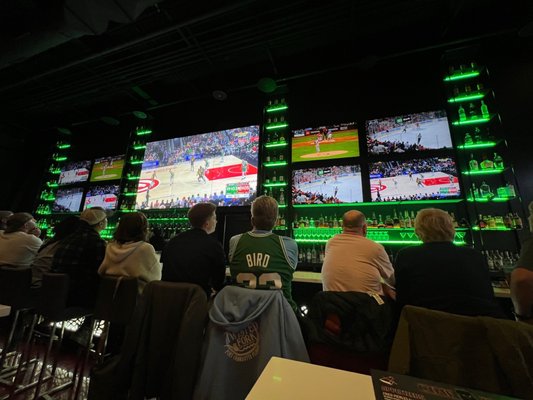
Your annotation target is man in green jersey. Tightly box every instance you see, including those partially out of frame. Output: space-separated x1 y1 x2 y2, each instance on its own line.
229 195 298 310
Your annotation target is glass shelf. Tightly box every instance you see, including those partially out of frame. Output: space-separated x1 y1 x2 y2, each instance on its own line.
273 226 287 231
278 204 287 209
50 169 61 175
472 226 514 231
263 161 288 167
456 141 498 150
265 122 288 130
263 182 287 187
136 129 152 136
53 156 67 162
132 145 147 150
265 105 288 113
296 238 467 246
130 160 143 165
119 209 138 213
452 115 493 126
462 168 505 175
56 144 71 149
122 192 137 197
147 218 189 222
264 141 288 149
467 196 516 203
46 182 59 188
447 91 486 103
127 176 141 180
293 199 463 208
443 70 481 82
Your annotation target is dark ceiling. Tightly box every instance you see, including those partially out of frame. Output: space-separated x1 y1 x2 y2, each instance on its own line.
0 0 531 134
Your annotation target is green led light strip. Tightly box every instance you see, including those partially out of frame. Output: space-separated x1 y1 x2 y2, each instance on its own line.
136 129 152 136
278 204 287 209
443 71 480 82
130 160 143 165
57 144 71 149
50 170 61 175
457 142 497 149
263 161 288 167
264 141 288 148
273 226 287 230
266 105 288 113
447 92 485 103
123 192 137 197
53 156 67 161
463 168 505 175
46 183 58 188
472 226 513 231
263 182 287 187
133 145 147 150
452 116 492 126
127 176 141 180
147 218 188 222
265 123 288 130
295 238 466 245
119 209 138 213
467 197 515 203
293 199 463 208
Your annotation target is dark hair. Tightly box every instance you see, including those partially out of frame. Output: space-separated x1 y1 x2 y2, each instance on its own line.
113 212 148 244
5 212 33 233
187 203 216 229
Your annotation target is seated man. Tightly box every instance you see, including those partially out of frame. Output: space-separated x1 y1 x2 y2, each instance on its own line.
0 210 14 233
0 212 42 267
511 201 533 324
52 207 107 308
229 195 298 310
321 210 395 296
161 202 225 298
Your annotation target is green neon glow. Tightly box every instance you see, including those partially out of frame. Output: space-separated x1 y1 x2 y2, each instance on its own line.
119 209 138 213
147 218 188 222
53 156 67 161
50 169 61 175
46 182 58 188
443 71 480 82
447 92 485 103
452 116 492 126
457 142 497 149
130 160 143 165
123 192 137 197
273 226 287 230
263 182 287 187
467 197 515 203
136 129 152 136
133 145 147 150
293 199 463 208
127 176 141 180
57 144 71 149
295 238 466 245
264 141 288 148
265 122 288 130
266 105 288 113
263 161 288 167
472 226 513 231
278 204 287 209
43 197 56 202
463 168 505 175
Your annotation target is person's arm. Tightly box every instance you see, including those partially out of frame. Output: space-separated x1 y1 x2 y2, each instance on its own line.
511 267 533 323
281 236 298 270
141 243 162 282
375 245 395 285
228 234 242 263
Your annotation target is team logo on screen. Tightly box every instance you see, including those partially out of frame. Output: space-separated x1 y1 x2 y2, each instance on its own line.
137 179 159 193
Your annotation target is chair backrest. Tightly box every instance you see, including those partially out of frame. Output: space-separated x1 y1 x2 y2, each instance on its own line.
37 272 70 320
93 275 138 325
0 266 32 309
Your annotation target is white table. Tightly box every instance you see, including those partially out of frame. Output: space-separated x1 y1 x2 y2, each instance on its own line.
0 304 11 317
246 356 376 400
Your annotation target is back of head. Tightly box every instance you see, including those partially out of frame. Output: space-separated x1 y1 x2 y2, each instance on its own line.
342 210 366 234
414 208 455 243
188 202 216 229
80 207 107 227
0 210 14 230
251 195 278 231
114 212 148 244
5 212 34 233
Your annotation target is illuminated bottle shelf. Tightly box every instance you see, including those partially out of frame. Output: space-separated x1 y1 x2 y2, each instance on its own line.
278 204 287 209
263 161 288 167
443 70 481 82
293 199 463 208
56 144 71 149
119 209 138 213
462 168 505 175
136 129 152 136
147 217 189 223
50 169 61 175
452 115 493 126
133 145 147 150
447 91 486 103
456 141 498 150
467 196 516 203
53 155 67 162
123 192 137 197
264 141 288 149
472 226 514 231
127 175 141 180
130 160 143 165
273 226 287 231
265 122 288 130
265 104 288 113
263 182 287 187
46 182 59 188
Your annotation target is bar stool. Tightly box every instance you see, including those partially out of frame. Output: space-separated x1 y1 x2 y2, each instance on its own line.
32 272 92 400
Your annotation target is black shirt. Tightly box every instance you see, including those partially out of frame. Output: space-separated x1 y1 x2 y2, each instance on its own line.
160 228 226 297
395 242 505 318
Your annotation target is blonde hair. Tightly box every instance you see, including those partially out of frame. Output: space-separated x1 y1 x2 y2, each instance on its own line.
251 195 278 231
414 208 455 243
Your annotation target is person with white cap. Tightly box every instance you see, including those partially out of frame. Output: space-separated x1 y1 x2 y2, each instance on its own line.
52 207 108 308
0 212 42 267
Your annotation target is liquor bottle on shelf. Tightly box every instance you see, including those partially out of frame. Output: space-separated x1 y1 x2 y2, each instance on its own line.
458 105 466 122
311 245 317 263
306 247 312 263
480 100 490 118
279 191 285 205
272 171 277 182
506 183 516 197
513 213 523 230
477 214 487 229
473 127 483 143
468 154 479 171
503 213 513 228
464 132 473 145
493 153 504 169
468 102 477 119
393 209 400 228
470 182 479 199
479 181 492 198
319 246 325 263
480 154 494 169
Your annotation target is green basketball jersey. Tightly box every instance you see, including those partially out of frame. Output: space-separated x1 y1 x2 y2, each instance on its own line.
230 232 296 310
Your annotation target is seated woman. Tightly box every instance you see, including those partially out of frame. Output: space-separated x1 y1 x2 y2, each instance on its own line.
394 208 506 318
31 216 80 287
98 212 161 293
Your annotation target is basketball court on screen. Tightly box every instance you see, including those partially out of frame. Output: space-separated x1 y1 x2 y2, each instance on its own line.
294 173 363 203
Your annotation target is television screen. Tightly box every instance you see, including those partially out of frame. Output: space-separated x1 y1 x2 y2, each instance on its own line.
84 184 120 210
136 125 260 209
292 165 363 204
58 160 91 185
369 157 460 202
90 155 125 182
52 187 84 212
291 122 359 163
366 110 452 155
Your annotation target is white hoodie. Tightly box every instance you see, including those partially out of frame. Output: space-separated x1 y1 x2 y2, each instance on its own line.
98 241 161 293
